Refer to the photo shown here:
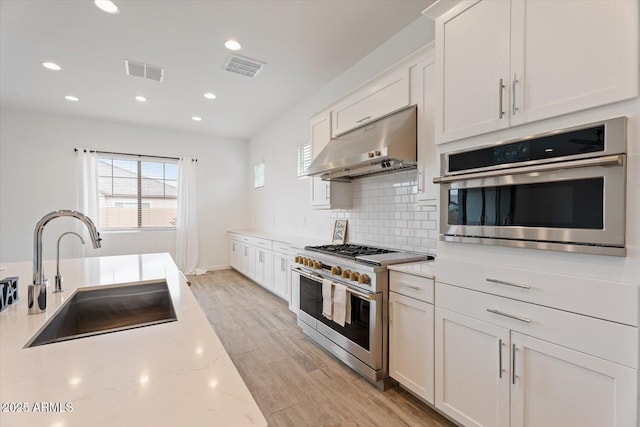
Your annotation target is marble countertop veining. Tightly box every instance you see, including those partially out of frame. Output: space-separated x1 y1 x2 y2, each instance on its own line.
0 253 266 427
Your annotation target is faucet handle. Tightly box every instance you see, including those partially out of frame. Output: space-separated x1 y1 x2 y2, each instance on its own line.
28 279 48 314
53 274 63 293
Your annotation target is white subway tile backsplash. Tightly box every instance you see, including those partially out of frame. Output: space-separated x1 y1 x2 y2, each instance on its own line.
330 170 437 255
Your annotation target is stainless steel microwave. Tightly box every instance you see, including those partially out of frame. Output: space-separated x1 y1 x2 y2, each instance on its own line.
434 117 627 256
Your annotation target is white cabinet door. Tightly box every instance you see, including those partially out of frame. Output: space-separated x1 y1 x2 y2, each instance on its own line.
435 0 511 144
331 68 410 137
229 240 241 270
435 307 510 427
255 249 273 291
272 253 289 300
389 292 435 404
510 332 637 427
510 0 638 127
242 244 256 279
310 112 351 209
410 52 437 203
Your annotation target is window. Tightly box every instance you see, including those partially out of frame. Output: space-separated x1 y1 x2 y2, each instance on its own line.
98 156 178 229
254 162 265 188
297 144 312 178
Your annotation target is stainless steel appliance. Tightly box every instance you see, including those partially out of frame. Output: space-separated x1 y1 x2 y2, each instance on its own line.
292 244 432 389
434 117 627 256
305 105 417 181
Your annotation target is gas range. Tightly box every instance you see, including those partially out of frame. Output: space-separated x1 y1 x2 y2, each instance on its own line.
305 243 433 267
295 244 433 293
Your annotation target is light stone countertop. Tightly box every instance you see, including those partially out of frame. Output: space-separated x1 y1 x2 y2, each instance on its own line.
229 229 329 249
387 260 436 279
0 253 266 427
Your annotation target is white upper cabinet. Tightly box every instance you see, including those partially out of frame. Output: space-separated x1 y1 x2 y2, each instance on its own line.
331 68 410 137
409 48 437 203
434 0 639 144
509 0 638 126
436 0 512 143
309 112 351 209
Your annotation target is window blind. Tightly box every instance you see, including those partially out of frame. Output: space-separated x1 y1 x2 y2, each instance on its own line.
98 155 178 229
297 144 312 178
254 163 265 188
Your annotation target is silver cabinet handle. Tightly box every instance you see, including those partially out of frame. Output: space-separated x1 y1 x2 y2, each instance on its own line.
486 278 531 289
512 344 517 384
498 339 503 378
511 73 518 115
356 115 371 124
325 183 330 200
486 308 531 323
498 78 505 119
417 170 423 193
397 282 421 291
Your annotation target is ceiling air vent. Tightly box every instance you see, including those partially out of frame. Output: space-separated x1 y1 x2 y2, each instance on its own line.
223 54 266 78
124 59 165 82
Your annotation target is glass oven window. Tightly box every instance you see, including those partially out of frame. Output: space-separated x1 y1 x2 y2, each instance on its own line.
448 178 604 229
318 295 371 351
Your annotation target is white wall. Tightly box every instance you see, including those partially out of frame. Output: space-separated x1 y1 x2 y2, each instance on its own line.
0 108 249 269
247 17 435 241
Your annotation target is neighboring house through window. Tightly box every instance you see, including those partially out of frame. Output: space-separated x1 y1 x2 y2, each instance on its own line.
98 155 178 229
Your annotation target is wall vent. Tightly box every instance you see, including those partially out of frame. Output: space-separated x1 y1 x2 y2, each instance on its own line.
124 59 165 82
223 54 266 78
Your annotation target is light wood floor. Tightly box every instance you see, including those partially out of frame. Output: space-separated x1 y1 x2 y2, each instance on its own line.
189 269 456 427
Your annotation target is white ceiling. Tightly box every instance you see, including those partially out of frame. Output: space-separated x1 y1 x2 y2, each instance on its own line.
0 0 432 140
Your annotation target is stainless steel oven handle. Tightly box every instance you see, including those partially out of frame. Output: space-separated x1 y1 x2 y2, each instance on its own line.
292 268 376 301
433 154 624 184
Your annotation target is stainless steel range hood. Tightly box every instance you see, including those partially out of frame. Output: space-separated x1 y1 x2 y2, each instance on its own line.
306 105 417 181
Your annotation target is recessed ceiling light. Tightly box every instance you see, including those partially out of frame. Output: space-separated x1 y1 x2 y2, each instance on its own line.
204 92 216 99
94 0 119 14
65 95 79 102
192 116 202 122
42 62 62 71
224 40 242 51
135 95 147 102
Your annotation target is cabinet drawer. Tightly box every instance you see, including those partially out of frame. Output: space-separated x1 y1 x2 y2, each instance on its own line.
246 236 272 250
390 271 434 304
273 241 292 255
331 68 410 136
435 258 638 327
229 232 241 242
436 282 638 369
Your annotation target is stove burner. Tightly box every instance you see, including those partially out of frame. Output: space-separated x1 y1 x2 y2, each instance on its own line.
305 244 397 260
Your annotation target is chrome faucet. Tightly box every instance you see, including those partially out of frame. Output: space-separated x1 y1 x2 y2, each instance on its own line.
29 210 102 314
53 232 85 293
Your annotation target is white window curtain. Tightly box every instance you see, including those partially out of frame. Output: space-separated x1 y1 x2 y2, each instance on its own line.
76 149 101 256
176 158 201 275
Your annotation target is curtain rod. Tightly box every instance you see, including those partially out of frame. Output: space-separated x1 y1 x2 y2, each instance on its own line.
74 148 197 162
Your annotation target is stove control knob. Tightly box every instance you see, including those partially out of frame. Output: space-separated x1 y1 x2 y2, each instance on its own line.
358 274 371 285
303 258 309 266
313 261 322 269
295 256 301 264
349 271 360 281
331 266 342 275
341 269 351 279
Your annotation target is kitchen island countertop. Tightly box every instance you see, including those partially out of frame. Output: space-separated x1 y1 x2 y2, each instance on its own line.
0 253 266 427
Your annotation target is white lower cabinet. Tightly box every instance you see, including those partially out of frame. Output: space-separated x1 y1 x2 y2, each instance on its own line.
389 291 434 404
435 307 510 427
435 284 638 427
228 233 291 302
254 248 273 291
510 332 636 427
272 251 289 300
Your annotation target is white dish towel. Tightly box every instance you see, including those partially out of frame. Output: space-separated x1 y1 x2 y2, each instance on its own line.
322 278 334 320
332 282 351 327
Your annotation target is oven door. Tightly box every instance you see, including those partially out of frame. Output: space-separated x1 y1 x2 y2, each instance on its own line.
293 268 383 370
439 154 626 255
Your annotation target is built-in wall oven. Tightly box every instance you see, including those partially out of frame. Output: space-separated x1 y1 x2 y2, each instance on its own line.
434 117 627 256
